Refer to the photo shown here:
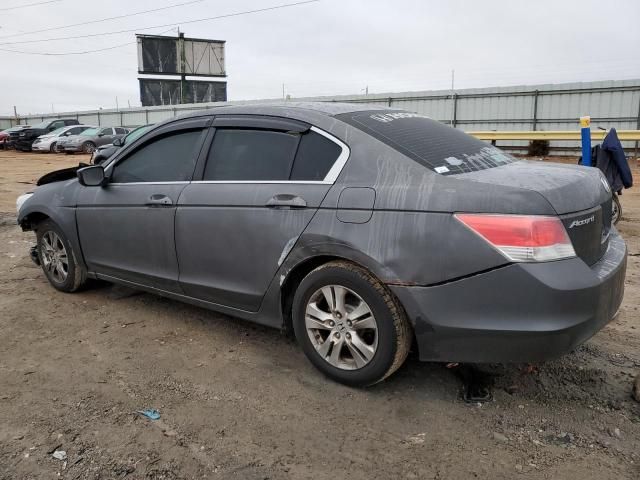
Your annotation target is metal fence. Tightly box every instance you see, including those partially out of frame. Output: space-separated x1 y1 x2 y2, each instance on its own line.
2 79 639 154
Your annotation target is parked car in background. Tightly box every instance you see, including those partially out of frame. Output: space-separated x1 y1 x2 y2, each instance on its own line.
32 125 94 153
16 103 626 387
0 125 31 149
92 124 153 164
11 119 80 151
58 126 128 154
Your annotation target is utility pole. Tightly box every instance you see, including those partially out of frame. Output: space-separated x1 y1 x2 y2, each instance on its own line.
282 83 285 100
450 69 455 126
13 106 18 125
179 30 186 104
115 96 119 111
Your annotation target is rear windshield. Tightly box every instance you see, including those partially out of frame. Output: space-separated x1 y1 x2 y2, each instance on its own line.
336 110 516 175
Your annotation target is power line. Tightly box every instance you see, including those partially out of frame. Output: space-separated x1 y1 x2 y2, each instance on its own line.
0 0 207 39
0 0 320 46
0 27 179 56
0 0 62 11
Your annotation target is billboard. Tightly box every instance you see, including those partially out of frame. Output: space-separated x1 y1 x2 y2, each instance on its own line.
139 79 227 107
137 34 226 77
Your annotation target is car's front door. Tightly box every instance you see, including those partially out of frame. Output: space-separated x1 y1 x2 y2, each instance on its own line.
176 116 348 311
96 127 115 146
76 117 210 291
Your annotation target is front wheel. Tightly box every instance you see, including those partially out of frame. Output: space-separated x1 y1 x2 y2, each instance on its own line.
36 220 86 292
612 194 622 225
292 261 412 386
49 142 57 153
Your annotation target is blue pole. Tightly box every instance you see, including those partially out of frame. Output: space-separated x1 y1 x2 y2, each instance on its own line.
580 115 591 166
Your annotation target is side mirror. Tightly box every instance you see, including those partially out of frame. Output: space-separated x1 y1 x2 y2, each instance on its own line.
112 137 123 147
77 165 106 187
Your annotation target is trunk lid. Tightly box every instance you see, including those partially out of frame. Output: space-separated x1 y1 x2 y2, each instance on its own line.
457 161 612 265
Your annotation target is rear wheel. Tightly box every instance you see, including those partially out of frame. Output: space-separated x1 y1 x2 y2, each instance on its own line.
612 194 622 224
82 142 96 154
36 220 86 292
292 261 412 386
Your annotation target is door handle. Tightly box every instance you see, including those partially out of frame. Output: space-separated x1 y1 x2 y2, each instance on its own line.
265 194 307 209
146 194 173 207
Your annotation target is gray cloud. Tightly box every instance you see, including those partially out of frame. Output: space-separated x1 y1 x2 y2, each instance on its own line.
1 0 639 115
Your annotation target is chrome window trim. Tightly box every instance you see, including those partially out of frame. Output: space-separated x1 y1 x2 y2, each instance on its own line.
103 125 350 186
108 181 190 186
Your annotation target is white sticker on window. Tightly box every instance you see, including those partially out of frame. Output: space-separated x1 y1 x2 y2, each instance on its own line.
434 166 450 174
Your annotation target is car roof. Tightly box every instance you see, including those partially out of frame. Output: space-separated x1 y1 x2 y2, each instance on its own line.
178 101 393 119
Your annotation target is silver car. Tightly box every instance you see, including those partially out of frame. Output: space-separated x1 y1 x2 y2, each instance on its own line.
32 125 94 153
59 126 128 154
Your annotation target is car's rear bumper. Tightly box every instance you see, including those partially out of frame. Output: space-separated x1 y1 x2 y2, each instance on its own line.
390 230 627 363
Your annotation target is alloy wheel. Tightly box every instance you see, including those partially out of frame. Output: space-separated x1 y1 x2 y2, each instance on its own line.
41 231 68 284
305 285 378 370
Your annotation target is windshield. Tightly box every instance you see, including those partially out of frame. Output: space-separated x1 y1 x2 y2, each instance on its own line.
80 128 99 136
49 127 68 136
31 121 51 129
123 125 152 145
336 110 516 175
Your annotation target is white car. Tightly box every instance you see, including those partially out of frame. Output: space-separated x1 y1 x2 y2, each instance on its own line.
32 125 94 153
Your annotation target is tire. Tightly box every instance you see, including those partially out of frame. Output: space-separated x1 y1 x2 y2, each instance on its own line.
292 261 412 386
612 194 622 225
82 142 96 154
36 220 86 293
49 142 57 153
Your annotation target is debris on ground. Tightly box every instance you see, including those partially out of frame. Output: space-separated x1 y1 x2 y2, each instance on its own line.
52 450 67 461
137 408 161 420
633 373 640 402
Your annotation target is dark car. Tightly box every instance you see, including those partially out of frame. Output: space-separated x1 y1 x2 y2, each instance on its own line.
16 103 627 386
12 118 80 151
92 124 154 164
0 125 31 149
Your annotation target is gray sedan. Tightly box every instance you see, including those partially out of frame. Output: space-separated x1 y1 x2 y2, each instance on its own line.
16 103 626 386
58 126 128 154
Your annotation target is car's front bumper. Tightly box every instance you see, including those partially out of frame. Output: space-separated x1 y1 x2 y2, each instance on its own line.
32 141 53 151
390 230 627 363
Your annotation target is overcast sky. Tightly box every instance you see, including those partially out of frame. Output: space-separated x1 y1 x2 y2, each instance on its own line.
1 0 639 115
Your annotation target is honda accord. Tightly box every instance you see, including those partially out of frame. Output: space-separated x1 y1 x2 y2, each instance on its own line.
16 103 627 386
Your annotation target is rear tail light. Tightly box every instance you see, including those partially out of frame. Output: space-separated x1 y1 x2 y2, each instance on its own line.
455 214 576 262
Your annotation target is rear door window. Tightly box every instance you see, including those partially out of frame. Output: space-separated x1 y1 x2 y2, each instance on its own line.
204 128 343 182
204 129 298 181
336 110 516 175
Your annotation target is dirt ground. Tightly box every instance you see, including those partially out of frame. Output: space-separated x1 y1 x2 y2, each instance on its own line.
0 150 638 480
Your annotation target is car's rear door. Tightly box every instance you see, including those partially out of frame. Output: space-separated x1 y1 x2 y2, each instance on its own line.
76 117 210 291
175 115 348 311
